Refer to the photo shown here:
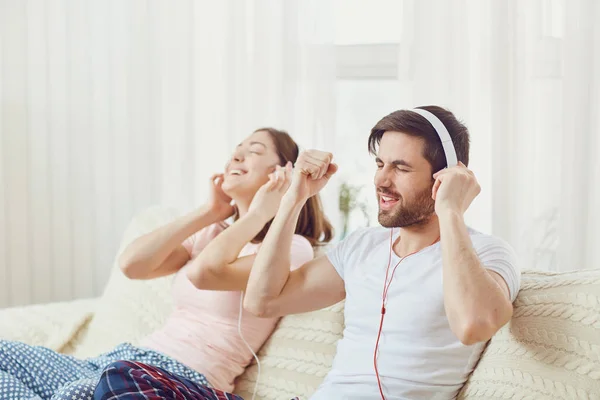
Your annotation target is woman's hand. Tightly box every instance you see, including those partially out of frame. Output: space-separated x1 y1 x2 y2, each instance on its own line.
207 173 235 221
248 162 293 222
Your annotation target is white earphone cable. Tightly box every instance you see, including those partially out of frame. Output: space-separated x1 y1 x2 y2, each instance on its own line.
238 291 261 400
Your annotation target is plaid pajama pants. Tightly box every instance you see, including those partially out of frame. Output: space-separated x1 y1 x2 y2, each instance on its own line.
0 340 208 400
93 361 300 400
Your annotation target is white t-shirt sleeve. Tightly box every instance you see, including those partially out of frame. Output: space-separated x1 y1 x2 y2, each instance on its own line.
473 235 521 302
326 228 369 281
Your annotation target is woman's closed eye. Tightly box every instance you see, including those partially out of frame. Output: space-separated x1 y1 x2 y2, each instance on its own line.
248 145 265 156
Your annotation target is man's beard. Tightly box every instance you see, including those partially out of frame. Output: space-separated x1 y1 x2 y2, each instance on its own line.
377 186 435 228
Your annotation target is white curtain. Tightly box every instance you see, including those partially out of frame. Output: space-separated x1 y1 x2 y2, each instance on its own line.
0 0 335 307
396 0 599 271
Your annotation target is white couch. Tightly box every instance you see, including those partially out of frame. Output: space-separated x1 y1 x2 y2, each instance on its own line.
1 207 600 399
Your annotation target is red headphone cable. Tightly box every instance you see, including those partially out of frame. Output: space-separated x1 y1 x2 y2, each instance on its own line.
374 229 440 400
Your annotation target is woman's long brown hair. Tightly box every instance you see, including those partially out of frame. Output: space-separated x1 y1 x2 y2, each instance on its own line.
233 127 334 246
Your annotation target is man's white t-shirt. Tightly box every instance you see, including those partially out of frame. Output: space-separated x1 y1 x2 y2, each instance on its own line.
310 226 520 400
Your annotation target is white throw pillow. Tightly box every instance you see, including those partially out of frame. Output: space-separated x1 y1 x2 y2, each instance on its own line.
70 207 180 358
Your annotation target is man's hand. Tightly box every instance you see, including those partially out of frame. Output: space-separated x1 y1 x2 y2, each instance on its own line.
432 161 481 216
286 150 338 204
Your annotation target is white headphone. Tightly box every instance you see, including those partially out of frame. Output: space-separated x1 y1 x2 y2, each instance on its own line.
410 108 458 167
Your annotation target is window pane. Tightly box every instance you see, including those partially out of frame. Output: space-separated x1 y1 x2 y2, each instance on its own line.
335 80 412 233
334 0 403 45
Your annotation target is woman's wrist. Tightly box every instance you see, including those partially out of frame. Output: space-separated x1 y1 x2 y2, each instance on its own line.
245 208 273 226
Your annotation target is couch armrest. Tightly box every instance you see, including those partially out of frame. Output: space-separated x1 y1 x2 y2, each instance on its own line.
0 298 97 352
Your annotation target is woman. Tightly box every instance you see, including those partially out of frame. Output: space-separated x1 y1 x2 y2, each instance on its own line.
0 128 332 400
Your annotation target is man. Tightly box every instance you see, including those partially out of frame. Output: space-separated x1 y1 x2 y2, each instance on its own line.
244 106 520 399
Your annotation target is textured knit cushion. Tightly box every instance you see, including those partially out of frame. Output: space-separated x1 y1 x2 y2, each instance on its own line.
459 269 600 400
70 207 181 358
0 299 95 352
233 301 345 400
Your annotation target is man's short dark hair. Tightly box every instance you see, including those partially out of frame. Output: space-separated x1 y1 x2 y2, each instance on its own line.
368 106 470 172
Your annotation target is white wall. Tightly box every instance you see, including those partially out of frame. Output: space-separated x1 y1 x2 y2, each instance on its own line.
0 0 335 307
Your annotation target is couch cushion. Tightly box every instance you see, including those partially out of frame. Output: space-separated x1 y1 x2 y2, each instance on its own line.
70 207 181 358
459 269 600 399
0 298 95 352
234 301 345 400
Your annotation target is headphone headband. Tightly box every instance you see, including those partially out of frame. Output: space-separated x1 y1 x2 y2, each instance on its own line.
409 108 458 168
